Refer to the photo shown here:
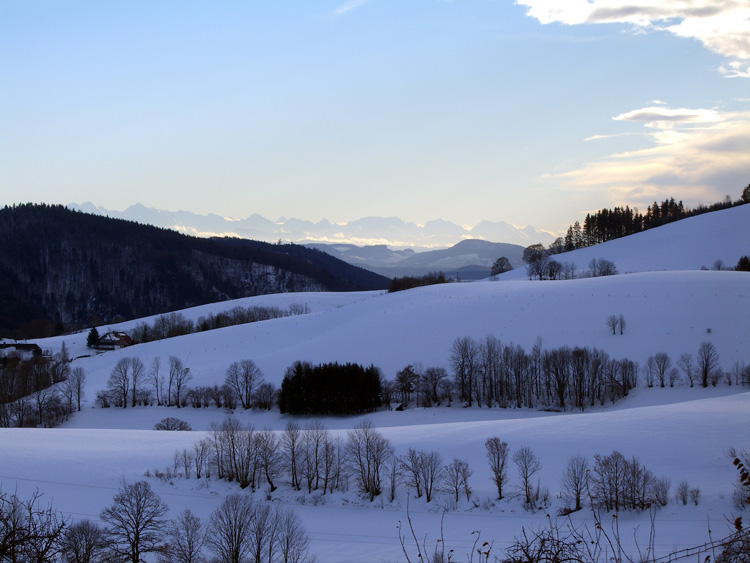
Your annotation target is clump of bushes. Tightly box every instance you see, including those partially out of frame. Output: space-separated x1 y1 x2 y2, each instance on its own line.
154 417 192 431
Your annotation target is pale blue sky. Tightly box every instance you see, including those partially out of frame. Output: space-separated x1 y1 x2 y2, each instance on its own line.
2 1 748 234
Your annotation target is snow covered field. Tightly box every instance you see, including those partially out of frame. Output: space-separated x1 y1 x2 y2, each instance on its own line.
2 206 749 561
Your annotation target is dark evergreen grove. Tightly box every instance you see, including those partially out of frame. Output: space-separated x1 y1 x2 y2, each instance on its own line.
561 188 749 251
278 361 382 415
388 271 447 293
0 204 389 338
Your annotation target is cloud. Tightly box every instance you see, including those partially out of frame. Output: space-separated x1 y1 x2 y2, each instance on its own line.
613 106 723 128
516 0 750 65
546 104 750 207
332 0 373 16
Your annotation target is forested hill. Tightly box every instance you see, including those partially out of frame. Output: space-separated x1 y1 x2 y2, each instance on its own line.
0 204 389 338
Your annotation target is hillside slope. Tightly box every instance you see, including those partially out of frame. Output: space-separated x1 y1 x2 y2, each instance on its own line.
501 203 750 279
0 204 389 337
54 271 748 396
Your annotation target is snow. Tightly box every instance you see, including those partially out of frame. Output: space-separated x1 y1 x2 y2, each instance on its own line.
2 206 749 561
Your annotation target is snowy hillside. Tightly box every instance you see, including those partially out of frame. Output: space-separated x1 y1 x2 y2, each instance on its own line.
1 206 749 562
42 271 749 395
501 203 750 280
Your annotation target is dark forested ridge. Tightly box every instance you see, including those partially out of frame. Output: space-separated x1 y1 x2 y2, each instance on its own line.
0 204 389 338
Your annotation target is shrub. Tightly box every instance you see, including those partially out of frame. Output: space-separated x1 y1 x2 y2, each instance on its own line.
154 417 192 431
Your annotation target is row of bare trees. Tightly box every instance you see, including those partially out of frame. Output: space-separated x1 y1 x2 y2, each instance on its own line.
392 336 745 413
99 356 277 411
643 342 749 389
167 419 689 516
128 303 309 344
0 481 313 563
447 336 638 411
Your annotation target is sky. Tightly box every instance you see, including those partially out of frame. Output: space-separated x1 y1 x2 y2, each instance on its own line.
1 1 749 234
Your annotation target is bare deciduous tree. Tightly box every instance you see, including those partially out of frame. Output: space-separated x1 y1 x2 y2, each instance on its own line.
224 359 263 409
107 359 131 408
513 446 542 508
560 455 588 512
158 509 205 563
346 420 393 501
675 480 690 505
61 519 105 563
168 357 191 408
205 494 255 563
697 341 720 388
678 353 695 387
442 458 472 502
485 437 509 500
150 357 162 405
282 422 302 491
400 448 424 499
606 315 619 335
129 357 145 407
419 451 442 503
100 481 168 563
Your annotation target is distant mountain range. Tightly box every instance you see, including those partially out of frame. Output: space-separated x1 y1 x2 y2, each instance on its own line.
67 203 556 249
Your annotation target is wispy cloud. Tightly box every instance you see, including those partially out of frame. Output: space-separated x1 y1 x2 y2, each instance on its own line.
546 104 750 207
515 1 750 73
332 0 373 17
613 107 723 128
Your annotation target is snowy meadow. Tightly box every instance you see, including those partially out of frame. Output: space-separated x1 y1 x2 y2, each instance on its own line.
1 206 749 562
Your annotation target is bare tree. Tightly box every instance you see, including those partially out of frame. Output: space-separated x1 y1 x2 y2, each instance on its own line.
70 367 86 412
618 314 626 335
606 315 619 335
442 458 472 502
560 455 588 512
485 437 509 500
697 341 720 388
254 382 276 410
386 455 401 503
400 448 424 499
61 519 106 563
193 439 209 480
275 507 312 563
168 357 191 408
451 337 479 406
674 480 690 505
100 481 168 563
225 359 263 409
150 357 162 405
513 446 542 508
301 421 326 493
256 428 283 492
205 494 254 563
0 489 67 562
107 359 130 408
651 352 671 388
421 367 448 406
127 357 145 407
678 353 695 387
419 451 443 503
346 420 393 501
282 422 302 491
158 509 205 563
247 502 275 563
